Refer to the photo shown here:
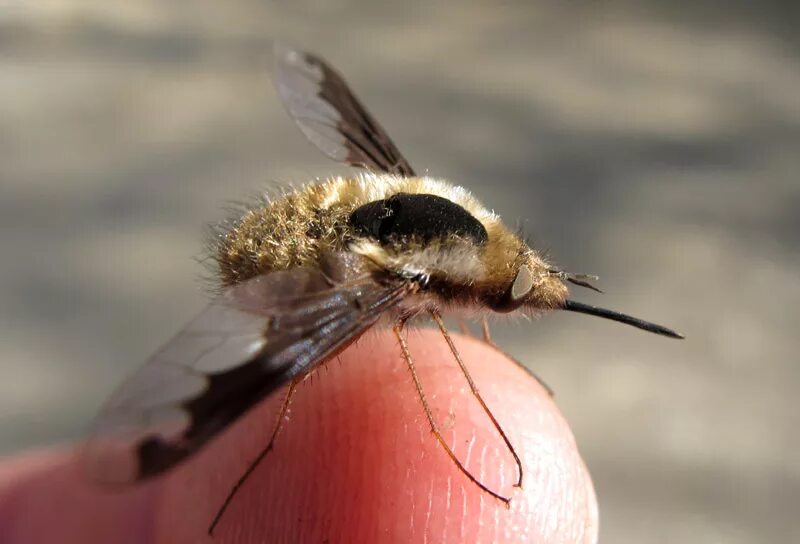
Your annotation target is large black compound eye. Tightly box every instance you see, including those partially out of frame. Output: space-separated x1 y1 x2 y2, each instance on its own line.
349 193 488 245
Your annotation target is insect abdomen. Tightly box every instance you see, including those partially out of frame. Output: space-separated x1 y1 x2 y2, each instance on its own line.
215 189 350 286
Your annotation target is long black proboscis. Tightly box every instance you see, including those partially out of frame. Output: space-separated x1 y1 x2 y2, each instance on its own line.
563 300 684 339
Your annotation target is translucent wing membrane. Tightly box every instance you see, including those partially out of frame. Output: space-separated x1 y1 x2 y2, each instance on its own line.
83 254 410 485
273 43 416 177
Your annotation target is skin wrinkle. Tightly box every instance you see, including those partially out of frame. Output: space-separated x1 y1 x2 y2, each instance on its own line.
423 476 433 544
459 471 468 543
494 448 504 536
405 450 415 538
442 436 452 544
490 444 502 543
549 445 567 540
439 478 450 544
570 468 584 543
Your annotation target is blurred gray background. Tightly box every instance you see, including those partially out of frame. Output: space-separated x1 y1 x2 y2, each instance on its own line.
1 1 798 542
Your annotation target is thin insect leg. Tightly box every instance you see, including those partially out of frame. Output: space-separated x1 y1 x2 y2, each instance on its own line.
392 320 511 505
432 311 523 488
208 379 300 535
480 316 554 398
481 316 494 346
458 319 472 337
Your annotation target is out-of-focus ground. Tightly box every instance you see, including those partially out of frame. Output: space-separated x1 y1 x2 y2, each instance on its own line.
1 1 798 542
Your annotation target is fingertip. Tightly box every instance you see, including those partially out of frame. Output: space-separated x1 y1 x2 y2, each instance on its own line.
0 331 597 544
159 329 597 543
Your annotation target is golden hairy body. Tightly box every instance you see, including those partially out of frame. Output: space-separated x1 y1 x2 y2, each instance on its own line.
216 173 569 314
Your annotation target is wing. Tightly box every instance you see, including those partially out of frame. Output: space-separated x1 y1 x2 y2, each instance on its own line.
82 253 410 485
273 43 416 177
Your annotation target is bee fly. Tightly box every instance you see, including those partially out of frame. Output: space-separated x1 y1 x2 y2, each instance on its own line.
82 43 683 535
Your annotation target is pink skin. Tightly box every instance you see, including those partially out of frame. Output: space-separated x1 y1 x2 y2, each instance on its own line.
0 330 598 543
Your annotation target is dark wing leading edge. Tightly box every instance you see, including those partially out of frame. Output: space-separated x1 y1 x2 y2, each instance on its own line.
82 254 410 485
273 43 416 177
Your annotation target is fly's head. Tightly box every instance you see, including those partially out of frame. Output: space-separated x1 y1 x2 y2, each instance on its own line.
346 189 568 315
482 249 570 315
